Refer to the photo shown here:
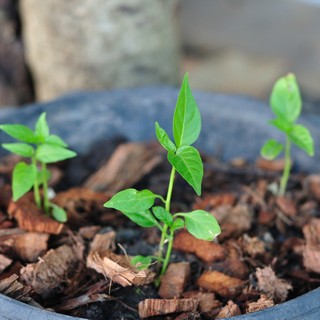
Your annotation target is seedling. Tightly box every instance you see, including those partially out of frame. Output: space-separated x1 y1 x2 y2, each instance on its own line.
261 73 314 195
0 113 77 222
104 74 221 276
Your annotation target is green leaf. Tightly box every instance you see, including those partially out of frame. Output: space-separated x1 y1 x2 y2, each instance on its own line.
173 73 201 147
261 139 283 160
12 162 37 201
155 122 176 152
269 118 292 133
0 124 36 143
288 124 314 156
2 143 34 157
36 144 76 163
131 255 153 270
51 203 67 222
37 168 51 186
123 210 158 228
182 210 221 241
104 188 160 213
152 206 173 226
168 146 203 196
270 73 301 123
171 218 185 231
34 112 49 141
45 134 68 147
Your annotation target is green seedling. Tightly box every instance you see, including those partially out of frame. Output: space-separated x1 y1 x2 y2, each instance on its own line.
104 74 221 276
0 113 77 222
261 73 314 195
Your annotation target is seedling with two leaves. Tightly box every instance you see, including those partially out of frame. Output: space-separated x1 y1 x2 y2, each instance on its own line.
104 74 221 275
0 113 77 222
261 73 314 195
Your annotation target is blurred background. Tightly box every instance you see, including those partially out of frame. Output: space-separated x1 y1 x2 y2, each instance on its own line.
0 0 320 108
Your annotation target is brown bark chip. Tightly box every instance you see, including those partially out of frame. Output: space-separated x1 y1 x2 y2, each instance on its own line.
183 291 221 313
138 298 198 318
159 262 190 298
0 274 32 300
197 271 245 298
173 230 226 262
246 294 275 313
303 218 320 245
256 158 286 172
304 174 320 200
215 300 241 318
0 254 12 273
275 196 297 217
20 245 80 298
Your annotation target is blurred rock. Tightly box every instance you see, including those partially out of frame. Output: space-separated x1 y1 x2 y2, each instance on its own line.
20 0 180 102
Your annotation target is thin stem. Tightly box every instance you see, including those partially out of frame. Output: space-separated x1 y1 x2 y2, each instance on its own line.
160 228 174 276
279 136 291 196
32 156 41 208
42 162 49 214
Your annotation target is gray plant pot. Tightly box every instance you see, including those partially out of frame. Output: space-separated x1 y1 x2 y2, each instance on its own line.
0 87 319 319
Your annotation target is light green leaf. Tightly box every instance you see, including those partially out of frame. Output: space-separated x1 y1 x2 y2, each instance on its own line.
0 124 35 143
37 168 51 186
34 112 49 141
123 210 158 228
51 203 67 222
171 218 185 232
182 210 221 241
270 73 301 123
152 206 173 226
269 118 292 133
155 122 176 152
173 73 201 147
131 255 153 270
104 188 160 213
36 144 76 163
2 143 34 157
12 162 37 201
261 139 283 160
288 124 314 156
168 146 203 196
45 134 68 147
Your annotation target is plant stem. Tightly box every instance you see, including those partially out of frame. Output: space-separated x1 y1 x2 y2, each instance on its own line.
279 136 291 196
42 162 49 214
32 156 41 208
160 228 174 276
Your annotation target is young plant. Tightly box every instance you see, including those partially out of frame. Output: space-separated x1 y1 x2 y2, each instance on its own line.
104 74 221 276
261 73 314 195
0 112 77 222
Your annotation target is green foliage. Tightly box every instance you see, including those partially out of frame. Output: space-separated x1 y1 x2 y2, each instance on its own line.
104 74 221 277
0 112 76 222
261 74 314 195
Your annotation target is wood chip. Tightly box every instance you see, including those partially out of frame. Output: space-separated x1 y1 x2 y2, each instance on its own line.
256 158 286 172
7 197 63 235
215 300 241 318
304 174 320 200
240 234 265 258
20 245 81 298
0 254 12 273
197 270 245 298
255 266 292 302
303 218 320 245
84 142 163 193
183 291 221 313
159 262 190 298
173 230 225 262
138 298 198 318
79 226 101 240
275 196 297 217
0 274 32 300
246 294 274 313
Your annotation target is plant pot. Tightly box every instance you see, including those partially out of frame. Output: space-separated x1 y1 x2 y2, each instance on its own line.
0 87 319 319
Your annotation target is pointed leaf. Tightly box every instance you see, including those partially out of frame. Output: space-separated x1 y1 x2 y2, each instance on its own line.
152 206 173 226
173 74 201 147
123 210 158 228
155 122 176 152
45 134 68 147
182 210 221 241
270 73 301 123
288 124 314 156
12 162 37 201
51 203 67 222
269 118 292 133
34 112 49 141
2 143 34 157
36 144 76 163
168 146 203 195
261 139 283 160
131 255 153 270
104 188 160 213
171 218 185 232
0 124 36 143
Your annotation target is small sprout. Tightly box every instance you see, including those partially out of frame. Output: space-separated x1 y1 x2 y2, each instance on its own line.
104 74 221 276
261 73 314 195
0 112 77 222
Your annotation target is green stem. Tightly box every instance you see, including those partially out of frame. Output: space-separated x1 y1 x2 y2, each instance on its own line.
42 162 49 214
160 228 174 276
32 156 41 208
279 136 291 196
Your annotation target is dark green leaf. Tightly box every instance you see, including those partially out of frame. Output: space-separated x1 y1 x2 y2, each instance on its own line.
51 203 67 222
168 146 203 195
104 188 160 213
123 210 158 228
171 218 185 231
155 122 176 152
173 74 201 147
152 206 173 226
45 134 68 147
270 73 301 123
2 143 34 157
36 144 76 163
0 124 35 143
261 139 283 160
269 118 292 133
34 112 49 141
288 124 314 156
181 210 221 241
12 162 37 201
131 255 153 270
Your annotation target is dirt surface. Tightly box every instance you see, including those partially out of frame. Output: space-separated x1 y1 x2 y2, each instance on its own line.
0 138 319 319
